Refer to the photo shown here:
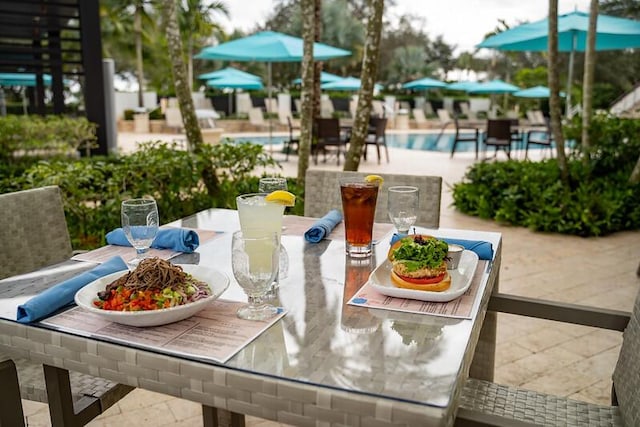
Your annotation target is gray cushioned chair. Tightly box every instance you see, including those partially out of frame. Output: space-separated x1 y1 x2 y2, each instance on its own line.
304 170 442 229
455 290 639 426
0 186 133 426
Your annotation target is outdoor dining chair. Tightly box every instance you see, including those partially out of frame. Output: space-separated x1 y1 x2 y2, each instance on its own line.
450 115 480 159
525 118 555 160
312 117 349 166
483 119 513 160
0 186 134 426
304 170 442 229
284 115 300 161
363 116 389 164
456 286 639 426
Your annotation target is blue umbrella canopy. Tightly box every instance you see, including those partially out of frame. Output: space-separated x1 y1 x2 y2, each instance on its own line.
446 81 482 91
513 85 566 98
0 72 52 86
402 77 446 90
468 79 520 94
477 11 640 52
292 71 343 85
198 67 261 82
195 31 351 62
206 76 263 90
321 76 382 91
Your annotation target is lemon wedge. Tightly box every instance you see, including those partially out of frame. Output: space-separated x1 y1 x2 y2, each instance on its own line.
265 190 296 207
364 174 384 185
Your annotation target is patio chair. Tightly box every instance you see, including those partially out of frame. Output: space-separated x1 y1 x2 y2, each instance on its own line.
284 115 300 161
248 107 269 131
304 170 442 229
164 107 183 133
455 287 639 427
412 108 429 128
0 186 134 426
450 115 480 159
312 117 348 166
363 116 389 164
483 119 513 160
525 118 554 159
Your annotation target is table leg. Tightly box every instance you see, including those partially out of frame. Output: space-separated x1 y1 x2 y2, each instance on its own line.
202 405 246 427
469 268 499 381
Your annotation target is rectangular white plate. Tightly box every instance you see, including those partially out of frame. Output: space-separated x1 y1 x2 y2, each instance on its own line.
368 250 479 302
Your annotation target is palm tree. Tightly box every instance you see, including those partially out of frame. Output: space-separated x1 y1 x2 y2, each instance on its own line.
297 0 316 187
548 0 569 185
344 0 384 171
581 0 598 162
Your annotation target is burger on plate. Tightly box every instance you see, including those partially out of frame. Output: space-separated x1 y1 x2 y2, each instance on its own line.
387 235 451 291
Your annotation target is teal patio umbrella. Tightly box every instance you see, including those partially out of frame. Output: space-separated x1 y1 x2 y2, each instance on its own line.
321 76 382 91
0 72 53 86
513 85 565 98
468 79 520 94
195 31 351 147
477 10 640 113
446 81 482 91
402 77 446 90
206 75 264 115
198 67 261 82
292 71 342 84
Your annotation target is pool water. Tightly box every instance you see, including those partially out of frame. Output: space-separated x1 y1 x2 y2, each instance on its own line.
225 131 550 153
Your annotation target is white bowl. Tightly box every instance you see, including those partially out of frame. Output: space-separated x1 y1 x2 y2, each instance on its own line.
75 264 229 327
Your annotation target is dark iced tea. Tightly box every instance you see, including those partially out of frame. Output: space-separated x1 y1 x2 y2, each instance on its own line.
340 181 379 257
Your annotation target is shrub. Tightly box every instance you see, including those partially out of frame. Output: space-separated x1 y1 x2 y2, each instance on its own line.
452 115 640 236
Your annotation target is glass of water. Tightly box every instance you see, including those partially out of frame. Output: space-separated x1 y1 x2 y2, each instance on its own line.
259 177 288 193
387 186 419 234
121 198 159 267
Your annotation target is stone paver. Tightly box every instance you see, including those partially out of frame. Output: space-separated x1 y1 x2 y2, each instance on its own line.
21 130 640 426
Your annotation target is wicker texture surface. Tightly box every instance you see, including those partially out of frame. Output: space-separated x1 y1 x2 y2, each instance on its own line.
0 186 72 279
460 378 621 426
304 170 442 229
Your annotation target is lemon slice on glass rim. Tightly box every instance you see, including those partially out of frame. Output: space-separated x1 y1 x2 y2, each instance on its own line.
364 174 384 185
265 190 296 207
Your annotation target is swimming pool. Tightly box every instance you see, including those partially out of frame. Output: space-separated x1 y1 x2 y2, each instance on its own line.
224 131 549 153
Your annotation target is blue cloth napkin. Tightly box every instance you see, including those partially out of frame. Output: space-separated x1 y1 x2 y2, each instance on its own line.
106 228 199 253
16 256 129 323
390 233 494 260
304 209 343 243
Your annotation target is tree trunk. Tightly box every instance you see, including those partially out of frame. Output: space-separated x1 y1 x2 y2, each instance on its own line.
630 154 640 184
548 0 569 185
312 1 322 135
161 0 216 195
135 4 144 108
344 0 384 171
296 0 316 187
581 0 598 165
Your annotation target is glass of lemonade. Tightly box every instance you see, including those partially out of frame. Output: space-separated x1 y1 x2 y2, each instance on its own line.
236 193 285 238
339 178 380 257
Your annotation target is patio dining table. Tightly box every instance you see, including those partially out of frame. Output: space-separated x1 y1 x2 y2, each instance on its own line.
0 209 501 427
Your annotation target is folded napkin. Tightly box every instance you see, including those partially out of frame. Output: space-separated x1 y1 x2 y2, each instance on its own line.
16 256 129 323
304 209 343 243
106 228 199 253
390 234 494 260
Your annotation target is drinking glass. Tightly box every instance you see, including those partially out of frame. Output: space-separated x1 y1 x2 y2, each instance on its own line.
231 230 280 321
237 193 286 298
121 198 159 267
387 186 419 234
259 177 288 193
339 177 380 257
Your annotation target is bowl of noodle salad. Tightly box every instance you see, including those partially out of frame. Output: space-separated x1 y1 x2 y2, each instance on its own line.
75 258 229 327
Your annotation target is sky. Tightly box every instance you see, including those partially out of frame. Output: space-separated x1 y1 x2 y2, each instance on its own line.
218 0 592 54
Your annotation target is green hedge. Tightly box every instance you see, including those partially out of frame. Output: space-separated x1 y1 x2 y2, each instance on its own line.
3 140 303 249
452 115 640 236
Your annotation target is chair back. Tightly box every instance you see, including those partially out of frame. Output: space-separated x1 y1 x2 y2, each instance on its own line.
412 108 426 124
437 108 452 124
304 170 442 229
313 118 341 141
164 107 183 129
368 117 387 139
248 107 266 126
613 290 640 426
485 119 512 144
0 186 73 279
371 100 385 117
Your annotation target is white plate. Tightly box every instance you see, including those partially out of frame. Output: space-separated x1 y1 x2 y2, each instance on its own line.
75 264 229 327
368 250 479 302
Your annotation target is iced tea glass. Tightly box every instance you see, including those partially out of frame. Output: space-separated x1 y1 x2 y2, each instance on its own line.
339 177 380 257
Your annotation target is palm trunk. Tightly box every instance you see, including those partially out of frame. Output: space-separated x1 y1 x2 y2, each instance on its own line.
297 0 316 187
548 0 569 185
135 4 144 108
312 1 322 128
581 0 598 165
344 0 384 171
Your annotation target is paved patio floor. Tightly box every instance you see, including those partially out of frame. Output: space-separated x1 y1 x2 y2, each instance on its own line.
22 130 640 426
